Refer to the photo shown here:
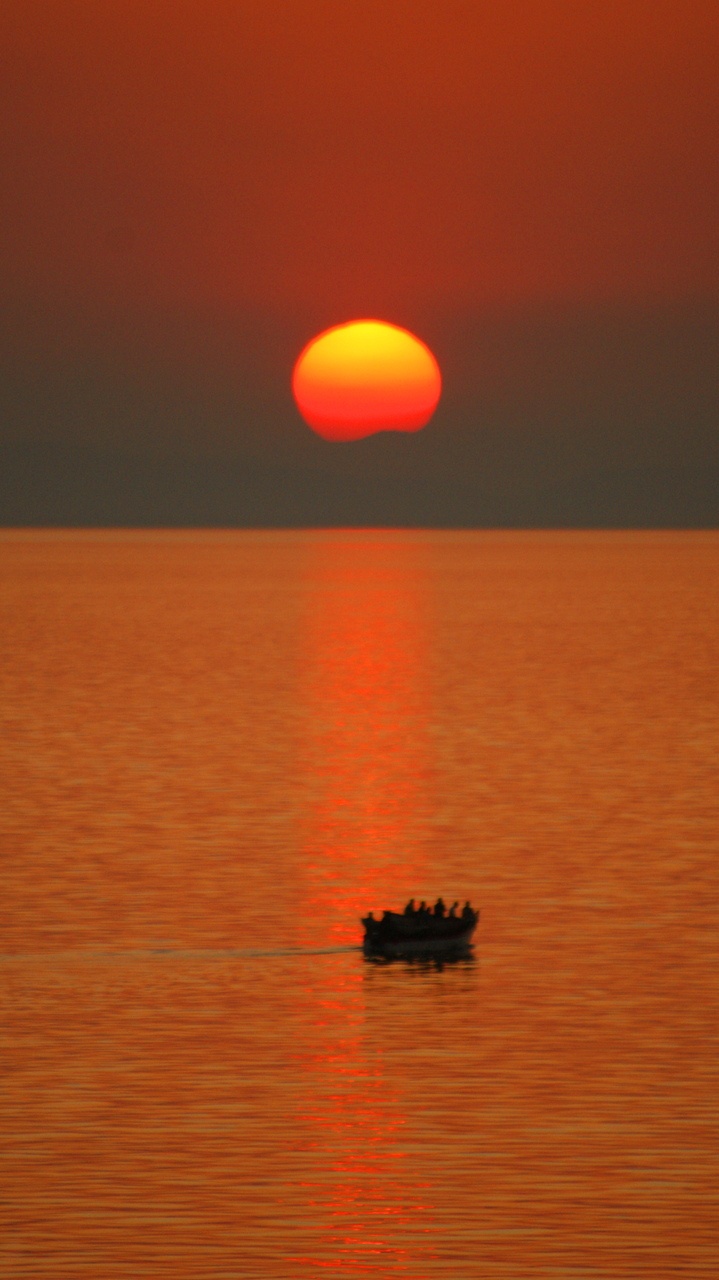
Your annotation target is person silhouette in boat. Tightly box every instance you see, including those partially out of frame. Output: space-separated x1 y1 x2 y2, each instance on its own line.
461 900 474 921
449 901 459 918
418 900 429 920
404 898 416 916
434 897 446 918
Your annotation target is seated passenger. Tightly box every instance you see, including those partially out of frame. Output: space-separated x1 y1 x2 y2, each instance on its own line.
404 898 416 916
461 900 474 921
418 900 429 919
449 901 459 918
434 897 446 917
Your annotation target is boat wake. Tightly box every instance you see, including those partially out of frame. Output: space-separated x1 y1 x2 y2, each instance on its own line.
0 944 362 964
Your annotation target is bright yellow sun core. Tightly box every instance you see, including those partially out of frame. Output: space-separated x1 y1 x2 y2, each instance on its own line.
292 319 442 441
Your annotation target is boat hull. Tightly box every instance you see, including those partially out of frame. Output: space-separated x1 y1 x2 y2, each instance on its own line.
363 924 476 958
361 909 478 958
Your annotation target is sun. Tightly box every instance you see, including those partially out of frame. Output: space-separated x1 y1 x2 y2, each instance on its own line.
292 319 441 442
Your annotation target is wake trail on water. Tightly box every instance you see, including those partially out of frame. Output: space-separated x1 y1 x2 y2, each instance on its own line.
1 944 361 964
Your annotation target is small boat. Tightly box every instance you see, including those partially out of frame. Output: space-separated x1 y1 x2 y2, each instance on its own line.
361 905 479 957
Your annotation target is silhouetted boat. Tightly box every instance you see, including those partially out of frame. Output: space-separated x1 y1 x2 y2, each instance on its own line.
361 907 479 957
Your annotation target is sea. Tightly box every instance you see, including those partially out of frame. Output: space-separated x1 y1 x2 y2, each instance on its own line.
2 529 718 1279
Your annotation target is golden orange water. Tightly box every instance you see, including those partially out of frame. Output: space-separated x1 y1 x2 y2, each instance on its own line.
1 530 718 1277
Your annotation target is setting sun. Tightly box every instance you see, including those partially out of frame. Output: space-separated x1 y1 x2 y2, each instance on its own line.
292 320 441 442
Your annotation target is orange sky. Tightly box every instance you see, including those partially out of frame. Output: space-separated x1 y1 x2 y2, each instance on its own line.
2 1 717 321
1 1 717 526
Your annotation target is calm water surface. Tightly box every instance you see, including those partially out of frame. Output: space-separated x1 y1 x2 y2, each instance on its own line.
1 530 718 1277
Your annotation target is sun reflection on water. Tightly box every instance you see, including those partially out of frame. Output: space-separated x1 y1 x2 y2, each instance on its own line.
290 533 438 1275
297 533 435 945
